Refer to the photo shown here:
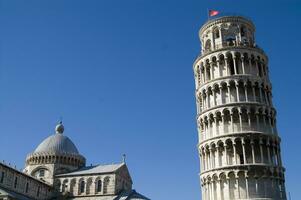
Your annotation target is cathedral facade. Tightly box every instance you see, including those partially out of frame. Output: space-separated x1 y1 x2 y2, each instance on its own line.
193 16 287 199
0 122 149 200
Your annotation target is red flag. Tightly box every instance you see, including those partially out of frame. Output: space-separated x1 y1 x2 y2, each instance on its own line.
209 10 219 17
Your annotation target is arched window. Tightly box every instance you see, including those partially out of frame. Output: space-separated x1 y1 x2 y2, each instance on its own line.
241 26 246 37
39 169 45 177
80 180 85 194
224 27 236 46
214 28 220 39
228 57 235 75
62 180 68 193
97 180 102 192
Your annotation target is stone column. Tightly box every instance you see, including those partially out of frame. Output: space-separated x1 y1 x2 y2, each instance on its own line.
260 63 265 79
242 139 247 164
210 62 214 80
245 171 249 199
204 183 207 200
210 180 214 200
203 151 207 171
199 152 203 171
271 177 275 198
216 146 220 168
233 141 237 165
219 28 223 46
251 139 255 164
268 115 273 134
204 152 208 170
207 150 211 170
207 90 210 109
216 178 221 200
204 66 208 82
259 86 263 103
222 114 226 134
263 175 267 198
255 60 259 76
202 68 205 84
256 112 260 132
252 84 256 102
228 84 232 103
219 86 223 104
241 57 245 74
265 89 270 106
227 178 231 200
236 83 240 102
263 112 267 132
217 59 222 77
244 84 249 102
198 65 202 84
260 138 264 163
203 152 206 171
211 29 216 50
235 174 239 199
214 116 218 136
266 141 272 164
207 181 212 200
210 147 215 169
230 113 234 133
233 56 238 74
225 58 229 76
213 89 217 106
239 111 243 132
272 144 277 165
201 183 205 200
278 146 283 167
202 94 205 110
224 144 228 166
248 111 252 130
207 150 210 170
203 122 207 140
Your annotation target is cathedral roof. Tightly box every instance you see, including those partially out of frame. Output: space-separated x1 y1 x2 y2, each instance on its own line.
34 122 79 155
56 163 125 176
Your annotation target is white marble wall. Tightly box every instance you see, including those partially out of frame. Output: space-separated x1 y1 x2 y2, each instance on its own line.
0 163 53 200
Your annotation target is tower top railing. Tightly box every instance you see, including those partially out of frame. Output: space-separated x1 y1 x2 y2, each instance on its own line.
200 13 255 35
206 12 253 23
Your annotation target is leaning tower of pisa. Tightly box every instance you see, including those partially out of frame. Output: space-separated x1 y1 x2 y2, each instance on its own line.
193 16 287 200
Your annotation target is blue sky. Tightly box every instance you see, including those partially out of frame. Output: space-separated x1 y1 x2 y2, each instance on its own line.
0 0 300 199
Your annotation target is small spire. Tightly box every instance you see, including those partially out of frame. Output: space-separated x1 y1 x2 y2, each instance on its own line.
55 120 64 134
122 154 126 163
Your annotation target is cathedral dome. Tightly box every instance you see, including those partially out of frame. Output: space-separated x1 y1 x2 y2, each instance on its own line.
34 122 79 154
25 121 86 169
34 133 79 154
